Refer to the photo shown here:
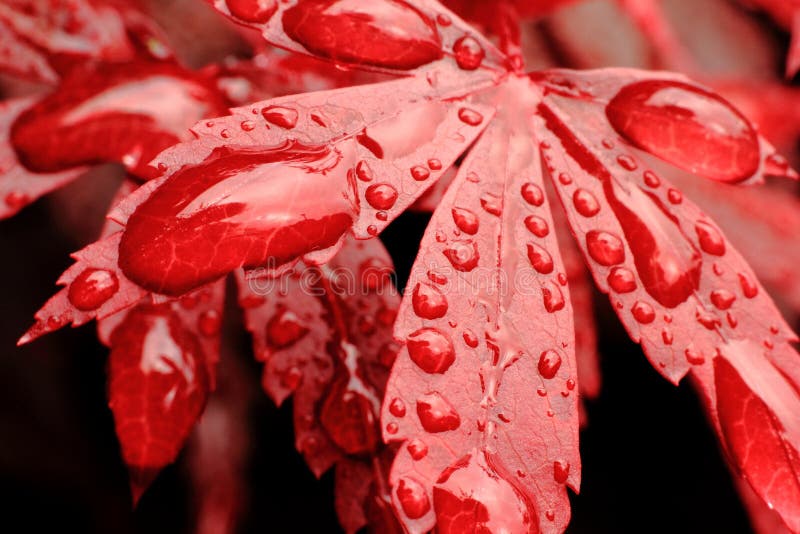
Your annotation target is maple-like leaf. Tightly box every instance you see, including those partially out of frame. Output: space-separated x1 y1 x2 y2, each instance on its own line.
236 234 401 532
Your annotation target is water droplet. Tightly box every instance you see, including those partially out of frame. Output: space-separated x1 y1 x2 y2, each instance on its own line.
198 310 221 336
695 221 725 256
558 272 568 286
219 129 230 138
376 211 388 221
606 80 759 183
407 438 428 460
643 170 660 187
261 105 298 128
607 266 636 293
396 477 431 519
586 230 625 265
661 329 673 345
412 282 449 319
684 348 705 365
538 349 562 379
411 165 430 181
282 0 444 70
526 243 554 274
667 189 682 204
443 240 479 272
710 289 736 310
320 379 379 454
713 263 724 276
367 224 378 236
727 312 738 328
524 215 549 237
436 13 451 26
453 35 485 70
428 270 447 285
67 268 119 311
4 191 30 210
428 158 442 170
566 378 576 390
267 308 308 348
546 510 556 521
738 273 758 298
573 188 600 216
388 398 406 417
225 0 277 23
358 129 383 158
542 281 565 312
458 108 483 126
631 301 655 324
479 193 502 216
406 328 455 374
356 160 374 181
435 230 447 243
696 307 721 330
462 329 479 348
554 461 570 483
240 119 255 131
365 183 398 210
416 392 460 432
558 172 573 185
521 182 544 206
451 207 479 235
386 422 399 434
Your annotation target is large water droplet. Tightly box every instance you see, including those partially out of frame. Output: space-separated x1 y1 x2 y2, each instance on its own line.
585 230 625 266
406 328 455 373
226 0 277 23
433 451 536 534
526 243 554 274
67 268 119 311
538 349 562 379
695 221 726 256
452 35 485 70
521 182 544 206
606 80 759 183
267 308 308 348
396 477 431 519
573 189 600 217
262 105 298 128
282 0 443 70
443 240 479 272
451 207 479 235
631 301 655 324
412 282 449 319
365 183 398 210
524 215 549 237
416 392 460 432
607 266 636 293
389 397 407 417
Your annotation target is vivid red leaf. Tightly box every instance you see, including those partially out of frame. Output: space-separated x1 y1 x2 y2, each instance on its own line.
382 104 580 534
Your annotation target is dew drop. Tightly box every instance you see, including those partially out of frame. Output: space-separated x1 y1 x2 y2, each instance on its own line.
586 230 625 266
266 308 308 348
367 224 378 236
443 240 479 272
416 392 460 432
220 129 230 138
558 172 573 185
262 105 298 128
524 215 549 237
451 207 479 235
526 243 554 274
661 329 673 345
667 189 682 204
685 348 705 365
710 289 736 310
282 366 302 390
225 0 277 23
453 35 485 70
396 478 431 519
521 182 544 206
411 165 430 181
573 188 600 216
553 461 570 484
631 301 655 324
738 273 758 298
696 307 721 330
386 422 399 434
643 170 660 187
427 158 442 170
412 282 449 319
407 438 428 460
67 268 119 311
538 349 562 379
365 183 398 210
240 119 255 131
376 211 388 221
5 191 30 210
356 160 374 181
695 221 726 256
566 378 576 390
428 270 447 285
607 266 636 293
406 328 455 374
606 80 759 183
617 154 637 171
462 329 479 348
542 281 565 312
457 108 483 126
479 193 502 216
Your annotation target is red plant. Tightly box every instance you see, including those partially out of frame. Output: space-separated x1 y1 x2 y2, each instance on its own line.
3 1 799 533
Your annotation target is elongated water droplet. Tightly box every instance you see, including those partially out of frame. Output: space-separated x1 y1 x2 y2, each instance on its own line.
451 207 479 234
542 281 565 312
738 273 758 298
553 461 570 484
452 35 484 70
462 329 479 348
643 170 660 187
617 155 637 171
606 80 759 183
262 105 298 128
412 282 449 319
356 160 374 181
68 268 119 311
457 108 483 126
396 477 431 519
416 392 460 432
443 240 479 272
524 215 549 237
480 193 502 216
527 243 554 274
282 0 443 70
365 183 398 210
710 289 736 310
406 328 455 373
538 349 562 379
695 221 725 256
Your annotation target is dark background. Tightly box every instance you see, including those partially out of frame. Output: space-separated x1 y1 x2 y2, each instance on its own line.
0 194 760 533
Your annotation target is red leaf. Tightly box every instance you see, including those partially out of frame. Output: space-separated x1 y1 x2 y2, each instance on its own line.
10 60 227 178
0 97 86 219
382 106 580 534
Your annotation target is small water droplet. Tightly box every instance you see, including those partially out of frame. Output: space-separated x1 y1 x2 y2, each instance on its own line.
225 0 277 23
355 160 374 181
436 13 451 26
365 183 398 210
376 211 388 221
453 35 485 70
521 182 544 206
451 207 479 234
462 329 479 348
416 392 460 432
407 438 428 460
428 270 447 285
607 266 636 293
526 243 554 274
220 129 230 138
262 106 298 128
617 154 637 171
631 301 655 324
538 349 562 379
443 240 479 271
566 378 576 390
367 224 378 236
546 510 556 521
643 170 661 187
553 461 570 484
696 307 721 330
240 120 255 131
685 348 705 365
479 193 502 216
667 189 682 204
586 230 625 265
386 422 399 434
558 172 573 185
524 215 549 237
406 328 455 374
412 282 449 319
67 268 119 311
710 289 736 310
410 165 430 181
661 329 673 345
282 366 303 390
4 191 30 210
542 281 565 312
738 272 758 298
427 158 442 170
727 312 738 328
695 221 725 255
573 188 600 216
458 107 483 126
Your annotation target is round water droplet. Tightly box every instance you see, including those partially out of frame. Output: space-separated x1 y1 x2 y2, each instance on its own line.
262 105 298 128
416 391 460 432
462 329 479 348
542 281 565 312
406 328 455 374
386 422 399 434
356 160 374 181
225 0 277 23
558 172 573 185
738 273 758 298
198 310 221 336
240 119 255 131
389 397 407 417
4 191 30 210
538 349 562 379
267 308 309 348
428 158 442 170
411 165 430 181
524 215 549 237
617 155 637 171
443 240 479 272
412 282 449 319
710 289 736 310
573 188 600 216
282 0 444 70
607 266 636 293
643 170 660 187
457 108 483 126
631 301 655 324
586 230 625 265
695 221 725 256
479 193 502 216
452 35 485 70
566 378 576 390
407 438 428 460
526 243 554 274
67 268 119 311
553 461 570 484
521 182 544 206
365 183 398 210
451 207 479 235
396 477 431 519
606 80 759 183
667 189 682 204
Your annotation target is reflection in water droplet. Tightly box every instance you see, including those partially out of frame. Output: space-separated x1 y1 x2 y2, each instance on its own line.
406 328 456 373
586 230 625 266
365 183 398 210
607 266 636 293
631 301 655 324
262 105 298 128
573 188 600 216
542 281 565 312
68 268 119 311
527 243 554 274
453 35 485 70
521 182 544 206
412 282 449 319
695 221 725 256
458 108 483 126
616 155 637 171
416 391 460 432
643 170 660 187
411 165 430 181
